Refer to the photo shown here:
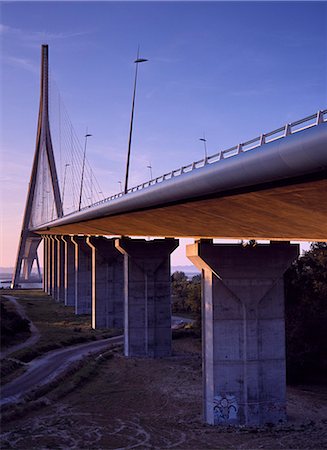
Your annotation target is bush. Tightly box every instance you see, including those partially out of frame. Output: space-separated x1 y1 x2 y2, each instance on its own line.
0 302 31 347
285 242 327 384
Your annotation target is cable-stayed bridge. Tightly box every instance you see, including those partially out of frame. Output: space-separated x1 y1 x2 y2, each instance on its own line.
10 45 327 427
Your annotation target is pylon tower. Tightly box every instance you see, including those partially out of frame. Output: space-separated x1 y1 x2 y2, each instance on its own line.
11 45 63 288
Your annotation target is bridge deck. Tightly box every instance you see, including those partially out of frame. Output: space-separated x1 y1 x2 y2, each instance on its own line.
33 122 327 241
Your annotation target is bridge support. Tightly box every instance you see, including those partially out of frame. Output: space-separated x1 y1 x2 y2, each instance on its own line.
11 46 63 289
116 238 178 358
43 236 48 293
62 236 75 307
50 236 58 300
86 237 124 330
55 236 65 302
71 236 92 315
46 236 53 295
187 240 299 427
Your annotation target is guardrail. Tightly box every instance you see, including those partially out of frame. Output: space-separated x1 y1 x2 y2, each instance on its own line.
81 109 327 211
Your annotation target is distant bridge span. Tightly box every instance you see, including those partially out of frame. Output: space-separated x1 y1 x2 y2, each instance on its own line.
34 121 327 241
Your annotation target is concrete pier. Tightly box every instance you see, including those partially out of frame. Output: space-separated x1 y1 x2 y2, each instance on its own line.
43 236 48 293
46 236 53 295
55 236 65 302
71 236 92 315
50 236 58 299
187 240 299 426
116 238 178 358
62 236 75 307
86 237 124 330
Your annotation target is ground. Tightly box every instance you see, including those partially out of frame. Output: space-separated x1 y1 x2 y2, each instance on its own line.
2 337 327 450
0 291 120 386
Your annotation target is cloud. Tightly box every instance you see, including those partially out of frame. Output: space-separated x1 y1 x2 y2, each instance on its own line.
0 24 11 34
4 56 39 73
0 23 91 44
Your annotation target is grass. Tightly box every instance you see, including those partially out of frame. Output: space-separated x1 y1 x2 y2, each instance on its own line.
0 289 122 383
1 348 121 424
0 297 31 349
0 359 26 385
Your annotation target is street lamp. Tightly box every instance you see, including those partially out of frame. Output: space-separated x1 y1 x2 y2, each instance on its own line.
61 163 70 209
147 163 153 180
199 133 208 160
118 181 123 192
124 48 148 194
79 131 92 211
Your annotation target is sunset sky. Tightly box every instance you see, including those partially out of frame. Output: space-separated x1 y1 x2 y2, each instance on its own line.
1 1 326 268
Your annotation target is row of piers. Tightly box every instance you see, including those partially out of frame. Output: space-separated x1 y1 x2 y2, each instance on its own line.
42 235 298 427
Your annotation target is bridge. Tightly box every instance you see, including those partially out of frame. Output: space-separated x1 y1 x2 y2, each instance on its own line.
11 45 327 427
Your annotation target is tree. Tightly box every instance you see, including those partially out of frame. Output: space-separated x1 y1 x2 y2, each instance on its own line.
171 271 189 312
284 242 327 384
171 271 201 315
185 276 201 314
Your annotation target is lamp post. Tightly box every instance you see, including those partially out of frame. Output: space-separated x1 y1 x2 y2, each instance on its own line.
124 48 148 194
78 132 92 211
61 163 70 210
118 181 123 193
147 163 153 180
199 134 208 160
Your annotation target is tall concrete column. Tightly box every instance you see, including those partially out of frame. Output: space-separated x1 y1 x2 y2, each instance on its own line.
48 235 53 295
187 240 299 427
62 236 75 307
71 236 92 315
46 236 53 295
43 236 48 293
116 238 179 358
55 236 65 302
50 236 58 299
86 237 124 330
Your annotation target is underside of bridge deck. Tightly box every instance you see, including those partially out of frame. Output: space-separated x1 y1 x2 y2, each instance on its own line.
36 177 327 241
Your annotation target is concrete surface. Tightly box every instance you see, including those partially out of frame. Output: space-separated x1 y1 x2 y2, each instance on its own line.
86 237 124 330
61 236 75 307
50 236 58 300
71 236 92 315
116 238 178 358
187 240 299 426
55 236 65 302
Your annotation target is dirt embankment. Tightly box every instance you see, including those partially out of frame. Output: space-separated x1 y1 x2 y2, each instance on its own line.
1 337 327 450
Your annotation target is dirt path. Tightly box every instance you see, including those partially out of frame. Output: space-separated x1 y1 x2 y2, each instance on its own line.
1 334 123 406
1 338 327 449
0 295 40 360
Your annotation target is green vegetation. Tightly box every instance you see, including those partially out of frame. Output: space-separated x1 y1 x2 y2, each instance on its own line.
171 272 201 316
0 298 30 348
0 359 26 385
171 271 201 337
1 348 119 424
0 290 121 384
4 290 120 363
285 242 327 384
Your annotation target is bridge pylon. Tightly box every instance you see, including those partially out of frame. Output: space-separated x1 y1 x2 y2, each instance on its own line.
11 45 63 288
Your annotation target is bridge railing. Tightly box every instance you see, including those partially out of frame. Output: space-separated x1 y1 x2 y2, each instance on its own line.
83 109 327 210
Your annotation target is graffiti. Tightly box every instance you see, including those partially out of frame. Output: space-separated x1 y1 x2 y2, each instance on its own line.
213 394 238 423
